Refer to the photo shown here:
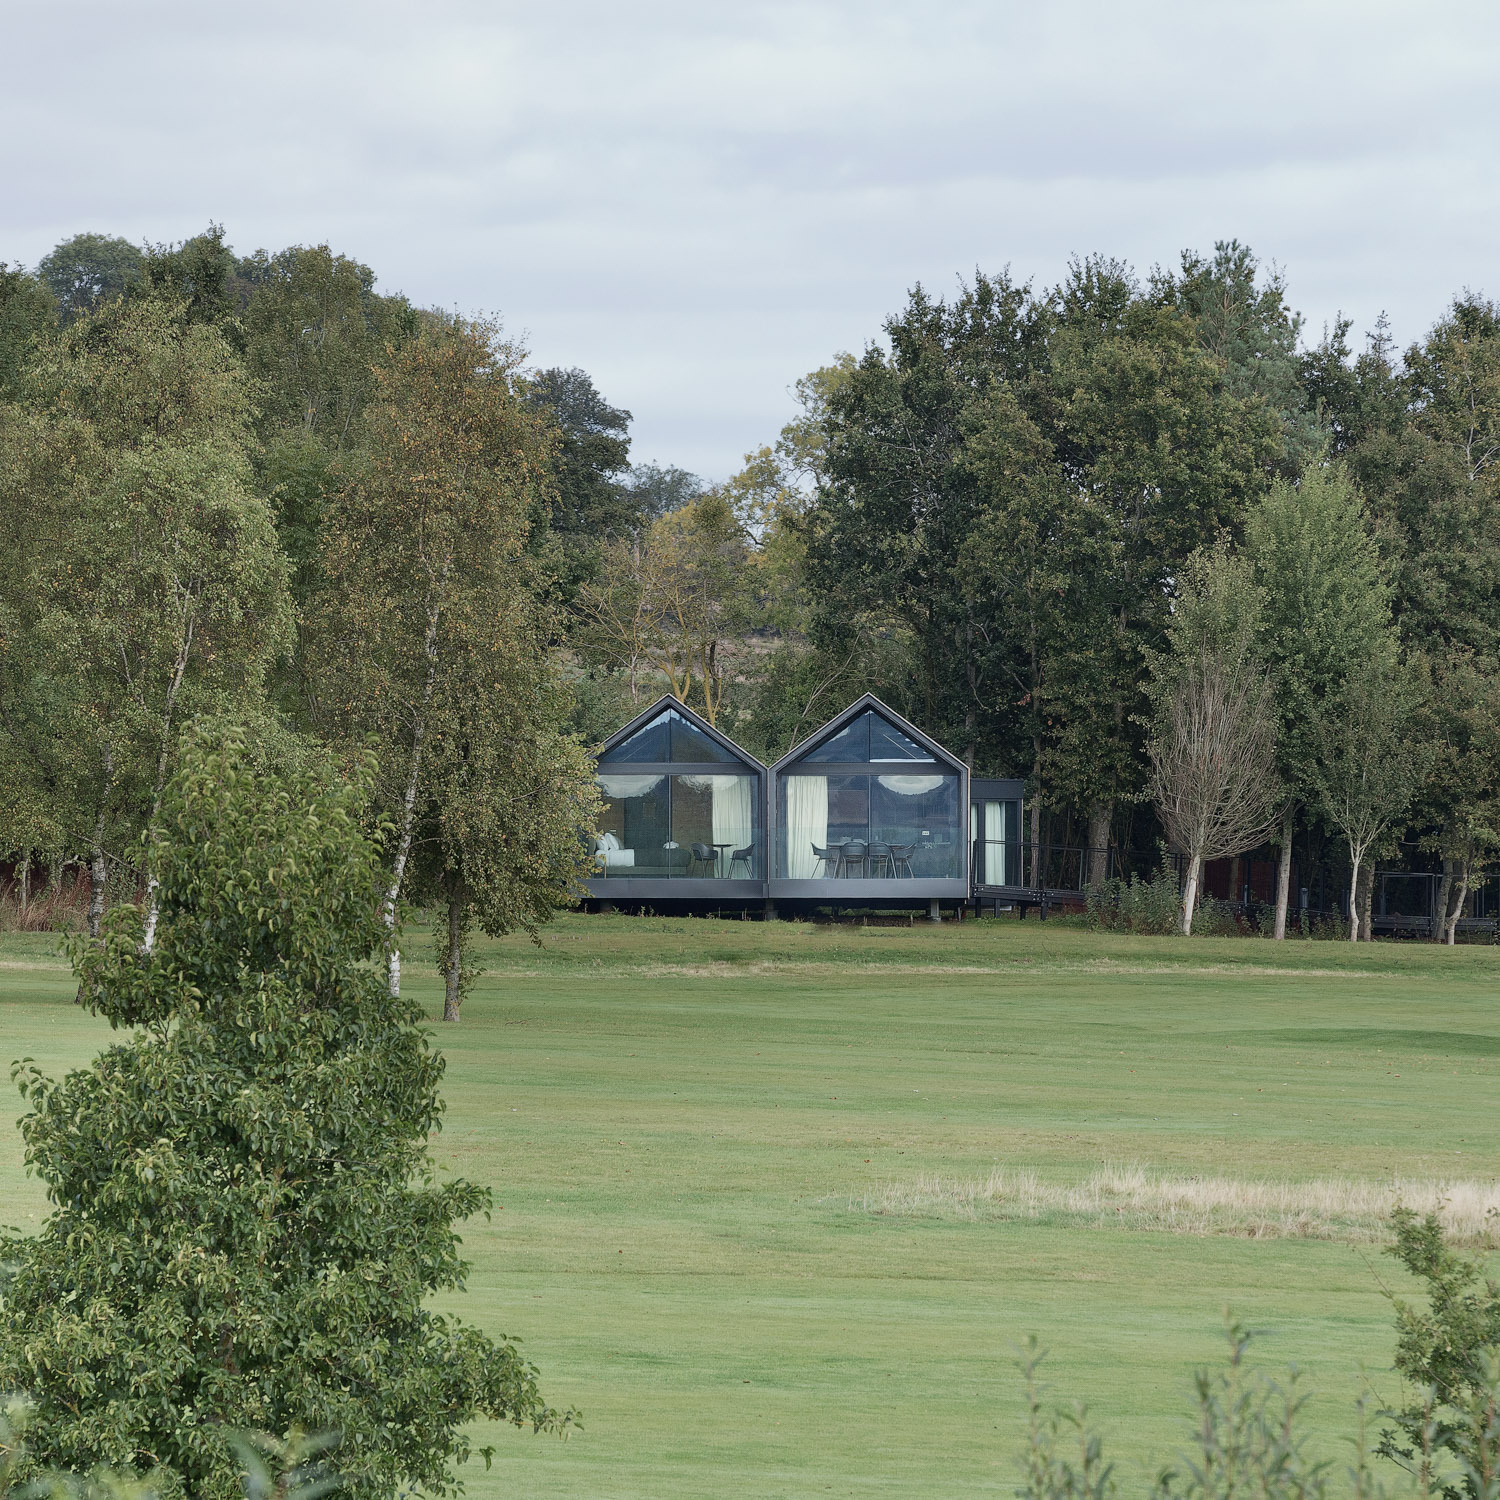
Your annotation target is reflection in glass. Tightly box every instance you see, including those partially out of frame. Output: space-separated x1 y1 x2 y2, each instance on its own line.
594 772 758 877
970 798 1018 885
802 710 934 763
602 708 738 764
779 772 960 877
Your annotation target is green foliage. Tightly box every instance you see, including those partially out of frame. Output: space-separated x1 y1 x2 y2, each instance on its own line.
0 733 572 1500
0 264 55 398
36 234 143 322
1381 1208 1500 1498
1084 861 1183 935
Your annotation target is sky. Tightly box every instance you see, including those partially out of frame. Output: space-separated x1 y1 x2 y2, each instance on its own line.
5 0 1498 479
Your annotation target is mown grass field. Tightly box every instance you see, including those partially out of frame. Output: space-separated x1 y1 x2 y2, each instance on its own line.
3 915 1498 1499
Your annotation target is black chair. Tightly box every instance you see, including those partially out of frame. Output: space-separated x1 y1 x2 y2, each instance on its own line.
867 842 895 878
838 840 868 878
728 845 754 878
688 841 717 876
889 843 916 877
811 843 839 877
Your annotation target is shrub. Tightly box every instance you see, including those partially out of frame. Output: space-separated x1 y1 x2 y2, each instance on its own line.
1085 862 1183 935
0 731 572 1500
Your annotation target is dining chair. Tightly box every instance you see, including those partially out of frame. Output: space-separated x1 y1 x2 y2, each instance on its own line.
688 841 717 876
867 842 895 878
889 843 916 877
839 840 868 878
811 843 838 877
728 845 754 878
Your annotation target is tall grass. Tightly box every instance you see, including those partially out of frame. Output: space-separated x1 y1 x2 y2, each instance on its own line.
0 874 87 933
849 1164 1500 1243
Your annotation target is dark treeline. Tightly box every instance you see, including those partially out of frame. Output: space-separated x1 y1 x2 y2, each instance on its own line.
2 228 1498 944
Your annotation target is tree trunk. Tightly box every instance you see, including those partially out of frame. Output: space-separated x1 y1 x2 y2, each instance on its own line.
141 612 196 955
1028 792 1041 889
1272 805 1293 940
1347 851 1362 942
18 855 29 920
1180 851 1202 936
1087 801 1110 888
1432 856 1454 945
85 743 114 944
1445 861 1469 946
1359 862 1375 942
382 558 451 998
442 885 464 1022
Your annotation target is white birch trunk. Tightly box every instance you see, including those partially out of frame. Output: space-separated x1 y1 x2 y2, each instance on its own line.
141 613 196 955
1272 806 1293 940
1180 852 1202 936
1347 852 1362 942
382 559 450 997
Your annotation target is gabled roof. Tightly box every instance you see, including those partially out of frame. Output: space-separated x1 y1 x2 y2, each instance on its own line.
770 692 966 774
596 694 765 769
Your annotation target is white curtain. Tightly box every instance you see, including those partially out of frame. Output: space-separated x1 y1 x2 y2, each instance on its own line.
785 775 828 878
710 775 754 870
985 800 1006 884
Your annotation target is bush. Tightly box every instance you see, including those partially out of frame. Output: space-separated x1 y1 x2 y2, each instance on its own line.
1018 1210 1500 1500
1085 862 1183 935
0 731 573 1500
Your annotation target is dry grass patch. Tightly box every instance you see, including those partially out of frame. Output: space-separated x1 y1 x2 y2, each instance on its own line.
846 1165 1500 1243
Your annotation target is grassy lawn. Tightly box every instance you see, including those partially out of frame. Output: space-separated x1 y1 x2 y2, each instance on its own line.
3 915 1498 1498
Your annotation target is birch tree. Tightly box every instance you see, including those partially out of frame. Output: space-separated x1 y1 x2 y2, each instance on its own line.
0 294 291 938
1307 656 1427 942
1146 548 1283 935
306 317 560 996
420 601 599 1021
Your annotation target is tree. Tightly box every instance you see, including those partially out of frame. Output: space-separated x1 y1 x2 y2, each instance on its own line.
241 243 419 611
0 732 572 1500
1146 548 1283 935
1244 465 1392 938
0 293 293 938
304 316 573 995
421 629 600 1021
1307 654 1427 941
36 232 144 322
0 263 55 398
1381 1207 1500 1500
574 488 751 724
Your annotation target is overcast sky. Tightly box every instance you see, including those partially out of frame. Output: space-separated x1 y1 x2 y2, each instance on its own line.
6 1 1498 478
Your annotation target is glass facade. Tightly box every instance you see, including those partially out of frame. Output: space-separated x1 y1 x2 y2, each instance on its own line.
778 770 962 878
970 798 1020 886
592 706 761 880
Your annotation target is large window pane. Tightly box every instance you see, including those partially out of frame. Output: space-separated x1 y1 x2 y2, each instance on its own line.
868 714 934 762
596 771 758 878
972 798 1017 884
804 710 935 763
780 770 960 878
871 773 960 876
594 773 671 875
803 715 869 762
602 712 671 763
669 714 738 762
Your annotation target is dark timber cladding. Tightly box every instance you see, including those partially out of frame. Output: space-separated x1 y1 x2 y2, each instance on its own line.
769 693 970 907
586 695 767 905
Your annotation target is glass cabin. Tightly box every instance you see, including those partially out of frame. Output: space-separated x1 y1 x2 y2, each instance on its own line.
769 695 969 903
587 697 766 900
